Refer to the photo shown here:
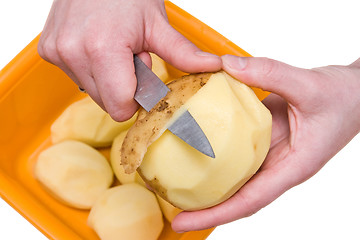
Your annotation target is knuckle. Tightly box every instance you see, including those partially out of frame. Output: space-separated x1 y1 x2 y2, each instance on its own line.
236 191 261 218
84 37 109 60
256 57 291 91
304 69 332 103
37 38 56 62
55 36 79 60
37 41 46 58
260 57 279 80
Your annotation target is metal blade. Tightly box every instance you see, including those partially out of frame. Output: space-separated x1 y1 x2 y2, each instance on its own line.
134 55 169 111
168 110 215 158
133 54 215 158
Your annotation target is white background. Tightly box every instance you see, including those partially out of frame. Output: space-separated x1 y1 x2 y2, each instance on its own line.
1 0 359 239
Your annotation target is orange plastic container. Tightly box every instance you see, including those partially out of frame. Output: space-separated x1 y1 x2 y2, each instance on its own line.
0 2 268 240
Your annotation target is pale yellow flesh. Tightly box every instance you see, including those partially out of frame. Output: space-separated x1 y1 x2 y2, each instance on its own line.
51 96 136 147
88 184 163 240
34 140 113 209
138 72 272 210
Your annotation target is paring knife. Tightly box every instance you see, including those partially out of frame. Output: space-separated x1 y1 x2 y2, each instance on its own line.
133 55 215 158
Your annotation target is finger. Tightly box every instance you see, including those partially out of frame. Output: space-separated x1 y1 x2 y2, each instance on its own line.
59 60 105 111
90 47 139 122
48 35 105 110
38 34 101 105
77 75 105 110
221 55 316 106
171 144 298 232
150 20 222 73
38 34 71 77
136 51 152 69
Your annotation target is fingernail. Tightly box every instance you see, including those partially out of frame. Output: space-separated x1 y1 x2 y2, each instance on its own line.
195 51 218 58
222 55 247 71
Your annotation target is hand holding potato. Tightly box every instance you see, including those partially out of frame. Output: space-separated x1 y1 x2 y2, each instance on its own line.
38 0 221 121
121 71 272 210
171 56 360 232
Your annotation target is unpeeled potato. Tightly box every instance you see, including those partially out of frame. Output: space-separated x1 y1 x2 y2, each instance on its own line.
121 71 272 210
34 140 113 209
88 183 163 240
51 96 137 147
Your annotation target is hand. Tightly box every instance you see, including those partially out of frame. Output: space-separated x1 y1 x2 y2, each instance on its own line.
38 0 221 121
172 55 360 232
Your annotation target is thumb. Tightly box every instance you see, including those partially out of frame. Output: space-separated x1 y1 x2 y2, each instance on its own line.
150 20 222 73
222 55 315 106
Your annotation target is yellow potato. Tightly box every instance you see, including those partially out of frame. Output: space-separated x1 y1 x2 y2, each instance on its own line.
122 71 272 210
51 96 137 147
150 53 169 82
34 140 113 209
156 194 182 223
88 183 163 240
110 131 145 186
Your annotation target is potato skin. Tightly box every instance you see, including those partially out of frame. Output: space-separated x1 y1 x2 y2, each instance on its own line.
121 72 212 173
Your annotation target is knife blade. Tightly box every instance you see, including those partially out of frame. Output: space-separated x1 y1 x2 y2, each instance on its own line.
133 55 215 158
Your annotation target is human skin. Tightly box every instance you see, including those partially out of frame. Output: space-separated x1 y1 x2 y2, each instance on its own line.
37 0 221 121
171 55 360 232
37 0 360 233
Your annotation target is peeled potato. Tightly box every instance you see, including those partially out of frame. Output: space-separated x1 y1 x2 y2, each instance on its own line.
122 71 272 210
156 194 182 223
34 140 113 209
88 183 163 240
150 53 169 82
110 131 145 186
51 96 137 147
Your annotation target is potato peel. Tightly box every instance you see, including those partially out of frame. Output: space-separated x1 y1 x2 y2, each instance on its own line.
121 72 213 174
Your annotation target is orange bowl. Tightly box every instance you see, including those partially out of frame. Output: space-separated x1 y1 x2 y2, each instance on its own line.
0 2 268 239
